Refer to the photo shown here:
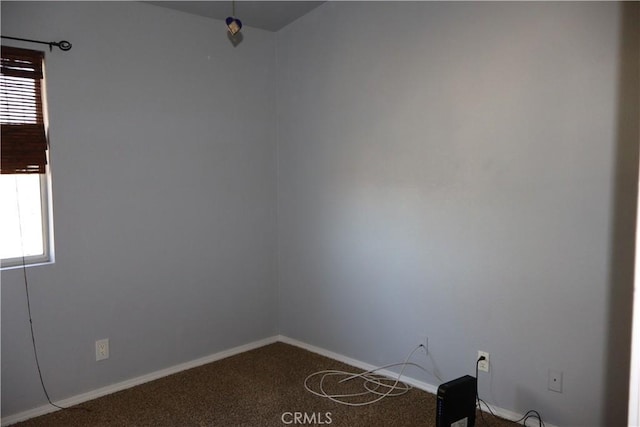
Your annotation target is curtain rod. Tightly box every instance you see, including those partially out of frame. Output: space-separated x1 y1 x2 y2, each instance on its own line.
1 35 72 51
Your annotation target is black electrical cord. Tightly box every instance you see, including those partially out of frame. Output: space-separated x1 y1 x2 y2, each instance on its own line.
13 178 65 411
475 356 545 427
15 180 89 414
475 357 497 424
21 257 68 411
14 177 66 411
513 410 545 427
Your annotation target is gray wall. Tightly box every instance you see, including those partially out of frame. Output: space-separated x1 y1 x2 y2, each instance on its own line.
1 1 278 416
2 1 638 426
277 2 638 426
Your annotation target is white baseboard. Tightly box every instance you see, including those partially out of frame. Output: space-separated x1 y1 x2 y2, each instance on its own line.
278 335 558 427
0 336 279 426
2 335 557 427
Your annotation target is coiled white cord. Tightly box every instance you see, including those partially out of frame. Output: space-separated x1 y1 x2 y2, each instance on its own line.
304 345 442 407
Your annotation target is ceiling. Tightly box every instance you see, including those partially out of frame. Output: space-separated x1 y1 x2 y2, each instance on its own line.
145 1 325 32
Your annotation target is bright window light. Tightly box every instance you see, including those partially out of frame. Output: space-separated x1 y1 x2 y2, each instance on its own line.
0 174 47 263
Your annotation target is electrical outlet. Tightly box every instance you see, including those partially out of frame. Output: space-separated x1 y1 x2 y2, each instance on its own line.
96 338 109 361
548 370 563 393
477 351 489 372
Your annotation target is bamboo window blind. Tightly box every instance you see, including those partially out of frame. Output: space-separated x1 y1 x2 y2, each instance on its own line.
1 45 47 174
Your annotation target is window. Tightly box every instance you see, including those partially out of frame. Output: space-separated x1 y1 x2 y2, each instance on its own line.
1 46 52 268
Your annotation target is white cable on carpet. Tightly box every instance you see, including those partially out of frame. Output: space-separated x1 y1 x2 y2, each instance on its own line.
304 345 442 407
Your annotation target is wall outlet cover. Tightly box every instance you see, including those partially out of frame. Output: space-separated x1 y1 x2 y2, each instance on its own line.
477 351 489 373
548 370 563 393
96 338 109 361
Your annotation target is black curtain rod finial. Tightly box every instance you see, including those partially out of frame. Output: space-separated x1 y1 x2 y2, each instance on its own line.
57 40 72 51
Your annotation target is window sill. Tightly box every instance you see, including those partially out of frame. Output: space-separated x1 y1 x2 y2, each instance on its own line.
1 257 54 271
